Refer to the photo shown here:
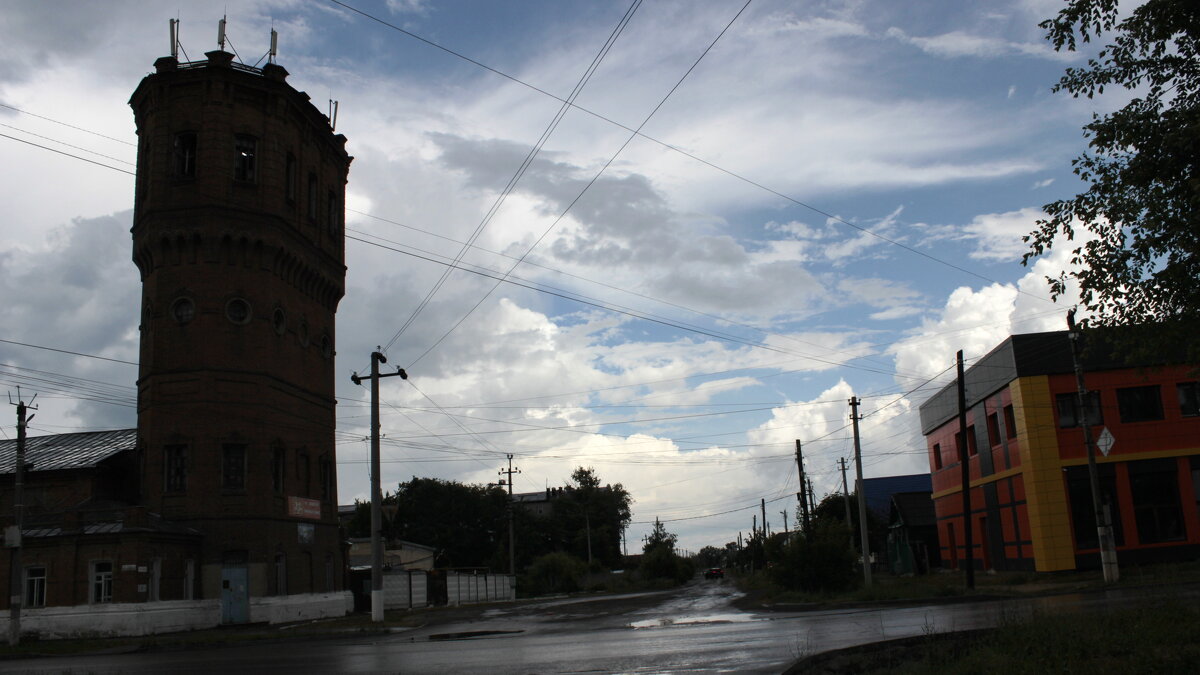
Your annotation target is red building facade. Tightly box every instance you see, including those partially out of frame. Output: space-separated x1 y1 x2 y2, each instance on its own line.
920 331 1200 572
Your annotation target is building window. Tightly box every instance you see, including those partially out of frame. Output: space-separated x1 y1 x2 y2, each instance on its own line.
1065 464 1124 549
307 173 318 220
272 307 287 336
184 560 195 600
956 427 978 459
164 444 187 493
986 413 1000 447
234 135 257 182
1056 391 1103 428
1117 385 1164 423
932 442 942 470
326 190 339 235
1129 458 1185 544
298 450 310 496
274 552 287 596
1003 404 1017 439
222 444 246 491
174 132 197 178
225 298 252 325
91 561 113 604
272 445 286 493
1178 382 1199 417
170 297 195 325
319 457 333 501
24 566 46 608
285 152 297 202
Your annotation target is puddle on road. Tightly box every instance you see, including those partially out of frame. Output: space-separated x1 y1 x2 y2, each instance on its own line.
629 613 760 629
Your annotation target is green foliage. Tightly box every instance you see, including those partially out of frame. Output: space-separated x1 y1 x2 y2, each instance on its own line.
521 552 587 596
638 518 692 584
694 545 725 568
642 517 677 555
1025 0 1200 363
384 477 508 568
768 523 860 593
552 467 633 569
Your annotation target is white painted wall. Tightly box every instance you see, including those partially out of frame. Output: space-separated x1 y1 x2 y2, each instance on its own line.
382 570 428 610
446 573 515 606
0 591 353 640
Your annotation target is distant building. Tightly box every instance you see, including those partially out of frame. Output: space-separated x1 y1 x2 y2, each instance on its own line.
1 37 352 637
920 330 1200 572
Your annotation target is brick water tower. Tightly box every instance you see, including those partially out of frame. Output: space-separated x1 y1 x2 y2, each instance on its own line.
128 30 351 622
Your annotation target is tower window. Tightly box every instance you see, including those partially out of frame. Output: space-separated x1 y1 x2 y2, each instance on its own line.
272 445 286 493
164 444 188 493
319 456 334 501
307 173 318 220
285 153 297 202
174 132 197 178
170 297 195 325
326 190 339 235
320 334 333 359
272 307 287 335
225 298 252 325
222 444 246 491
234 135 257 182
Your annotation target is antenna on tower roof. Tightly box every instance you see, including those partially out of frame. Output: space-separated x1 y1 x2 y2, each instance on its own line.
169 18 179 58
218 16 227 50
269 28 278 64
329 99 339 132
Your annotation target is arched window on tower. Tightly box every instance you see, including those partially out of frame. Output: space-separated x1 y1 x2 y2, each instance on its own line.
234 135 257 183
173 132 197 178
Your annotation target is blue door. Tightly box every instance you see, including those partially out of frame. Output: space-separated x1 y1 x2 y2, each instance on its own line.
221 565 249 624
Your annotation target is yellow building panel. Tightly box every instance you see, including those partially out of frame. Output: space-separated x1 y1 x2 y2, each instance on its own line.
1010 375 1075 572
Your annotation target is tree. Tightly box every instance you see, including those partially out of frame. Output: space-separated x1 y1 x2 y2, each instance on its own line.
555 467 633 569
1024 0 1200 362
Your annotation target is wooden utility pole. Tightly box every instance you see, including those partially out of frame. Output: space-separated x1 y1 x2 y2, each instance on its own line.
7 391 35 646
351 351 406 622
761 498 768 537
795 440 810 534
499 454 520 575
839 457 853 546
780 509 789 533
957 350 975 589
849 397 871 587
1067 311 1119 582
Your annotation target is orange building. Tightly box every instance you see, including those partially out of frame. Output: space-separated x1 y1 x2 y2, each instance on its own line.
919 330 1200 572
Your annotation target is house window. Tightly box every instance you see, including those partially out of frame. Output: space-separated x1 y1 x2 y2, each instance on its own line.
274 553 287 596
986 413 1001 447
932 442 942 470
234 135 257 182
91 561 113 603
1178 382 1199 417
184 560 195 600
173 132 197 177
164 444 187 493
1056 391 1103 428
285 152 297 202
956 427 978 459
1003 404 1017 439
25 566 46 608
1129 458 1185 543
222 444 246 491
272 446 286 493
1117 385 1164 423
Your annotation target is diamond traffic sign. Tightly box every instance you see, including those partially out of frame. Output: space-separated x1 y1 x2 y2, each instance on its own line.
1096 427 1115 457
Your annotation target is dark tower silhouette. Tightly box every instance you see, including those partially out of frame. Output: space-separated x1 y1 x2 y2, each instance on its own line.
129 47 350 619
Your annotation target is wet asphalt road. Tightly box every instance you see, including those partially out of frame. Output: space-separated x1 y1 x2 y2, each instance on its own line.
3 580 1197 674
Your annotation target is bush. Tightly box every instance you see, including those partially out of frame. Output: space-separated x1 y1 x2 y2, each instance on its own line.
522 552 587 596
769 525 859 593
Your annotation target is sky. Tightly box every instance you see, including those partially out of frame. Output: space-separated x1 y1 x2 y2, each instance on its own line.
0 0 1109 555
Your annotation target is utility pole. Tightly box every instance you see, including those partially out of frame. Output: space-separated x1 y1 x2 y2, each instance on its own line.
780 510 789 533
795 440 810 535
499 454 520 576
807 477 815 524
350 351 407 623
1068 310 1119 582
761 498 768 537
956 350 975 590
7 391 35 647
839 457 853 546
849 397 871 587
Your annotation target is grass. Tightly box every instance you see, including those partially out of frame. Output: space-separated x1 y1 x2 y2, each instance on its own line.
796 601 1200 674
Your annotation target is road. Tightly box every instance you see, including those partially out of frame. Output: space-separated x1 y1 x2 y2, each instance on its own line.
3 580 1196 674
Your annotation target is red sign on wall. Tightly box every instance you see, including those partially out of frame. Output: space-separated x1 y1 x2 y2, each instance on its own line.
288 496 322 520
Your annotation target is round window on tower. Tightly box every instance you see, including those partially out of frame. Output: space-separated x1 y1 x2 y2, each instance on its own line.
170 297 195 325
225 298 252 325
272 307 287 335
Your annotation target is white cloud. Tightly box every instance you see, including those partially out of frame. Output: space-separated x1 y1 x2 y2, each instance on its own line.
885 27 1070 60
